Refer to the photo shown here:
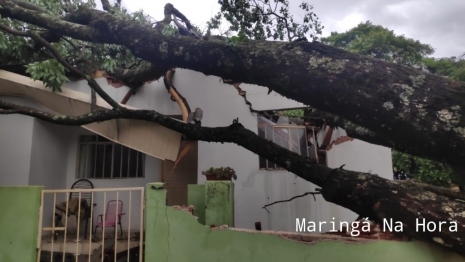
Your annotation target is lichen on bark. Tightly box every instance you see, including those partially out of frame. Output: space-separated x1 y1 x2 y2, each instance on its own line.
159 42 169 59
308 56 348 74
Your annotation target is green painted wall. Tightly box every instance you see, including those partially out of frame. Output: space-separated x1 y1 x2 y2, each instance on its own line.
0 186 42 262
145 183 465 262
205 181 234 227
187 184 205 225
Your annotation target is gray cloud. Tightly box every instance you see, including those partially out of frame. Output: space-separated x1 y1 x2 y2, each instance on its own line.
307 0 465 58
125 0 464 58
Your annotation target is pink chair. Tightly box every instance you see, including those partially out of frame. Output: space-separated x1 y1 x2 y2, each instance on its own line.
93 200 125 236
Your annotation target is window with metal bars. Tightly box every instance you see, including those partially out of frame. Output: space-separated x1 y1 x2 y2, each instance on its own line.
76 135 145 179
258 117 310 169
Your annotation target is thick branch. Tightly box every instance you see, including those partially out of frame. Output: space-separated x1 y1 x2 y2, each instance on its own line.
2 1 465 254
13 0 48 13
107 64 172 89
1 98 465 255
304 106 394 148
100 0 112 12
31 35 120 109
24 30 122 109
2 3 464 170
163 68 191 121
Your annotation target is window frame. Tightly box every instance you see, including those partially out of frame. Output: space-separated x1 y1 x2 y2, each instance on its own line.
75 135 146 179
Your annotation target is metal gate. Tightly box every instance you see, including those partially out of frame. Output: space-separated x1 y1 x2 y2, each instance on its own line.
36 187 145 262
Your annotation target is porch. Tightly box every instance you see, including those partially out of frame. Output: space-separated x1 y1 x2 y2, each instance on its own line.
39 231 142 262
37 187 145 262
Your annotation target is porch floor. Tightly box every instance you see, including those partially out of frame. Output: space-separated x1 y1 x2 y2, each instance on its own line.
40 231 143 255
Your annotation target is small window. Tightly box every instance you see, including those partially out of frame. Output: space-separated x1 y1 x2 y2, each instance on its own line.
76 135 145 179
258 116 310 169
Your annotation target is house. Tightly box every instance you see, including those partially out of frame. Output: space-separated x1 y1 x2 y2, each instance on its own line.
0 68 393 235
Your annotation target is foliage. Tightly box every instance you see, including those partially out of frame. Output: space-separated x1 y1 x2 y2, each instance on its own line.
25 60 69 91
207 0 323 41
321 21 434 68
280 109 304 117
392 150 452 187
162 24 179 36
202 167 237 180
0 0 452 188
0 0 153 89
423 57 465 82
323 21 454 187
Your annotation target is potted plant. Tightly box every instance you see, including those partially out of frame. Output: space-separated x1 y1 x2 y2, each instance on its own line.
202 167 237 181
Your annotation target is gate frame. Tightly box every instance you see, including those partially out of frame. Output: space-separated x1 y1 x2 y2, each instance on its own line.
36 187 145 262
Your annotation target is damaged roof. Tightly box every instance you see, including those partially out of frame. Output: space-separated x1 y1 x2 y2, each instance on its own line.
0 70 182 161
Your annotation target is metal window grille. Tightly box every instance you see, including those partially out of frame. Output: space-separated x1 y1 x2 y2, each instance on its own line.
77 135 145 179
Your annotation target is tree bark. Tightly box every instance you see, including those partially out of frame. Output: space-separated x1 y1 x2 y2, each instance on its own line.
107 64 172 89
1 0 465 256
1 2 465 171
1 99 465 256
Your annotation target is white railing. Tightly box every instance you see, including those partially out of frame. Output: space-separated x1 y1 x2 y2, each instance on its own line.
36 187 145 262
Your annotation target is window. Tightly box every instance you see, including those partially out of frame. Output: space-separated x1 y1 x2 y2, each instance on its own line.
76 135 145 179
257 116 310 169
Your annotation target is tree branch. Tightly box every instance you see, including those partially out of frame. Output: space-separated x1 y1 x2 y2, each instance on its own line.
262 190 321 214
106 64 172 89
1 93 465 254
9 25 121 109
1 98 464 256
13 0 49 13
26 31 122 109
2 1 465 255
0 109 19 114
0 20 121 110
303 106 394 148
3 1 464 171
100 0 112 12
163 68 191 121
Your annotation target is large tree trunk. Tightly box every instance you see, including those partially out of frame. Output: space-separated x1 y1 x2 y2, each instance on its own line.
1 0 465 256
1 2 464 171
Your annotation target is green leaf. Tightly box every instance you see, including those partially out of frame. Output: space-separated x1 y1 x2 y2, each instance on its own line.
25 59 68 92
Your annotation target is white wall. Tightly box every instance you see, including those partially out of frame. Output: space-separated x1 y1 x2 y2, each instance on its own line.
28 120 72 227
63 127 161 232
0 97 35 186
327 140 393 179
319 139 394 231
29 120 71 188
0 69 394 233
61 70 323 231
0 95 159 232
61 69 394 232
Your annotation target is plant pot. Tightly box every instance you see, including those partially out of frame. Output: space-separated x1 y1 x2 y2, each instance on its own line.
205 174 233 181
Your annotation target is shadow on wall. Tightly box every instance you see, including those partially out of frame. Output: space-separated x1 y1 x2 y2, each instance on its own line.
146 183 465 262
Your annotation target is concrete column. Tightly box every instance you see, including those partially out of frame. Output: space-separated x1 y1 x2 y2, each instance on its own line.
205 181 234 227
0 186 43 262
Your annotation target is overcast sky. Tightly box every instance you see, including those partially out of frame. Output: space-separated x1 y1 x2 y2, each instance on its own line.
122 0 465 58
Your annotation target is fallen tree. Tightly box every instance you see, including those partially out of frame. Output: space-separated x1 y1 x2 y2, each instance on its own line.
0 0 465 256
2 1 465 171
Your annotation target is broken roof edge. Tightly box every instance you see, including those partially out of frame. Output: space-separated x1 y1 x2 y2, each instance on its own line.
326 136 355 151
0 70 133 110
2 93 169 161
0 70 182 161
